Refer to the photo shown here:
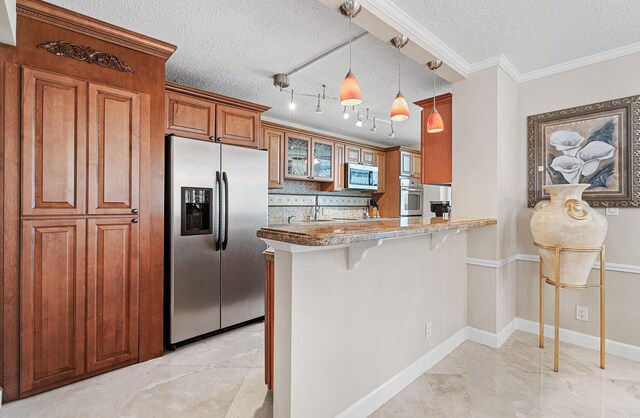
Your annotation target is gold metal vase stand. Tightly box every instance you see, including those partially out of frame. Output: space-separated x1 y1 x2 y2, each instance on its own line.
535 242 605 372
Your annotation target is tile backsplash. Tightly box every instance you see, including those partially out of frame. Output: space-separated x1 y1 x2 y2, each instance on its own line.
268 180 373 225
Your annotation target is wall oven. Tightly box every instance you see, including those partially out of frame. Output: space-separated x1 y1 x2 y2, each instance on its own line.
400 178 423 216
345 163 378 190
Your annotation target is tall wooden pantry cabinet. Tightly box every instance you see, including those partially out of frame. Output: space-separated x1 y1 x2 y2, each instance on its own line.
0 0 176 400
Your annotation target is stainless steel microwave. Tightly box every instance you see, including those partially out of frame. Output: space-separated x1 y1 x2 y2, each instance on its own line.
345 163 378 190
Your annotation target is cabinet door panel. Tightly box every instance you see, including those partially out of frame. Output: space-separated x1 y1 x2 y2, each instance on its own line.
86 218 139 372
88 84 140 215
375 151 386 193
400 151 412 177
361 148 376 166
284 134 311 180
216 104 260 148
412 154 422 179
311 139 334 182
334 144 345 191
166 92 215 140
265 129 284 189
20 219 86 393
21 68 86 216
345 145 361 164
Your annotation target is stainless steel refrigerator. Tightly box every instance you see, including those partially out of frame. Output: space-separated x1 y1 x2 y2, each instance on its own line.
166 135 268 346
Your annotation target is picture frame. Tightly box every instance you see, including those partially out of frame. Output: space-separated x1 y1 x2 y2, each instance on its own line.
527 94 640 207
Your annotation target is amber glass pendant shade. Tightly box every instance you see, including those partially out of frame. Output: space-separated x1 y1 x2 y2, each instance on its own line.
390 92 409 122
427 108 444 133
340 71 363 106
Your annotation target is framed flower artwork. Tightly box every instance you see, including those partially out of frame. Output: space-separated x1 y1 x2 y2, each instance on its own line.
527 95 640 207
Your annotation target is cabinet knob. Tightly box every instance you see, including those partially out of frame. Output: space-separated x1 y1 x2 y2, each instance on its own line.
131 219 139 224
217 137 223 142
209 136 215 141
131 208 139 214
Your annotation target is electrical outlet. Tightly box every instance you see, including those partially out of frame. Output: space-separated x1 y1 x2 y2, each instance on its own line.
425 322 432 339
576 305 588 321
605 208 619 216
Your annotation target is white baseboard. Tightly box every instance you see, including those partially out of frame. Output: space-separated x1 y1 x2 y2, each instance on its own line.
337 318 639 417
516 318 640 363
467 318 517 349
336 326 468 418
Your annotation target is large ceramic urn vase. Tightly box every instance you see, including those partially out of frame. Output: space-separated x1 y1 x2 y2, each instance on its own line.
530 184 607 286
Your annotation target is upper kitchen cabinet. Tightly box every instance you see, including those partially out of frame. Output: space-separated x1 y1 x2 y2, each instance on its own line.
311 138 334 181
166 91 215 140
165 82 269 147
375 151 386 194
216 104 260 147
415 93 452 184
284 133 311 180
400 150 421 178
345 145 376 166
21 68 87 216
88 83 142 215
264 128 284 189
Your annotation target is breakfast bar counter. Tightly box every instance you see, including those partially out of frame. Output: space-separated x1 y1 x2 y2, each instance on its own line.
258 217 496 246
257 216 496 418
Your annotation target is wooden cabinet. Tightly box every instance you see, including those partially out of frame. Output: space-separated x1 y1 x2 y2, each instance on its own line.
88 83 141 215
416 93 452 184
334 144 346 191
361 148 376 166
284 134 333 182
86 218 139 373
265 128 284 189
165 82 269 148
284 133 311 180
400 151 413 177
375 151 386 194
20 219 86 394
311 139 334 182
345 145 361 164
216 104 260 147
165 91 215 141
412 153 422 179
21 68 87 216
264 252 274 390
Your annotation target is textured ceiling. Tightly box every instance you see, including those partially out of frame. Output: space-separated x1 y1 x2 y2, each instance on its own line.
398 0 640 74
47 0 450 147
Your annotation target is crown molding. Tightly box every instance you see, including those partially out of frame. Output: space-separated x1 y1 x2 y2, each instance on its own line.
360 0 640 85
517 41 640 83
16 0 176 60
362 0 469 78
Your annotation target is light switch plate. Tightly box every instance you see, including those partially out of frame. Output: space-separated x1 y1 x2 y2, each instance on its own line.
605 208 619 216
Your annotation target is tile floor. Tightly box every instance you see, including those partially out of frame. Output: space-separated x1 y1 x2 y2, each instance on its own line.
3 328 640 417
372 331 640 417
1 321 271 418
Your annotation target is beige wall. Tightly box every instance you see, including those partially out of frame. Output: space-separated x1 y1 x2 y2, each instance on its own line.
453 66 519 334
515 51 640 345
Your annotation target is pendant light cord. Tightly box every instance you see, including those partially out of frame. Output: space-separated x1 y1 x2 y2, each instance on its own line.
397 47 401 93
349 17 352 71
432 67 437 110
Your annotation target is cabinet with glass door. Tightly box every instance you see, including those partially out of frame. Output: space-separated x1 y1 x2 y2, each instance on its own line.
284 134 333 182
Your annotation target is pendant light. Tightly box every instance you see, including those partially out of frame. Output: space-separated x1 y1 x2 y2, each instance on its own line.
426 60 444 133
339 1 363 106
389 35 410 122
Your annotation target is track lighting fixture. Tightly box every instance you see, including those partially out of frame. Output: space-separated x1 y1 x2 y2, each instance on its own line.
339 1 363 106
426 60 444 133
370 117 377 133
288 90 296 111
389 35 410 122
315 94 324 113
355 114 363 127
388 121 395 139
343 106 350 119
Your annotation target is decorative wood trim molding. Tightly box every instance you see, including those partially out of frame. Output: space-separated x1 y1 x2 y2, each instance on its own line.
165 81 270 113
38 41 134 73
17 0 176 60
261 120 391 152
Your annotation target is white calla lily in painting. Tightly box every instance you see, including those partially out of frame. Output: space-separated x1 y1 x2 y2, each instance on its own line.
549 130 615 183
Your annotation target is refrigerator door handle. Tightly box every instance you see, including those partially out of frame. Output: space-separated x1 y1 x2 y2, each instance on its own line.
222 171 229 250
215 171 221 251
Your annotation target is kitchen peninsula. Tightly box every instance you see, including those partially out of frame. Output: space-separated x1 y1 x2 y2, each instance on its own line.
257 216 496 417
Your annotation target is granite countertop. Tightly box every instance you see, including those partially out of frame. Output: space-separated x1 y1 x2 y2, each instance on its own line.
257 217 496 246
